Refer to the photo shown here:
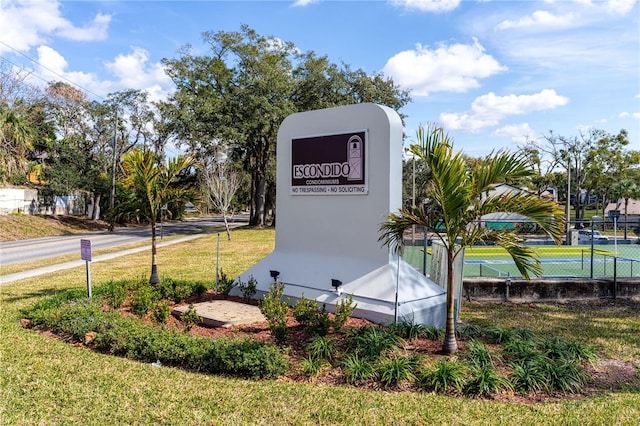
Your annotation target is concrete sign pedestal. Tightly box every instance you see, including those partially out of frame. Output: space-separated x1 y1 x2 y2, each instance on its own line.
234 103 446 327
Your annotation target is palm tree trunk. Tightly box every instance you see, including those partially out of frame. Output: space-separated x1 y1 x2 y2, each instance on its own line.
442 250 458 354
149 222 159 284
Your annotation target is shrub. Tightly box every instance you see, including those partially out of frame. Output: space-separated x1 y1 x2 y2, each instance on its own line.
179 304 200 331
152 300 171 324
502 339 544 366
421 325 445 341
238 275 258 300
260 281 290 344
172 285 193 303
216 269 236 296
376 354 417 387
305 336 336 362
509 360 550 394
302 355 329 378
544 358 588 393
466 339 494 368
456 323 483 340
342 354 376 385
465 365 511 397
347 326 403 359
102 280 127 309
484 325 514 344
387 320 427 341
293 295 318 327
417 360 467 393
130 284 156 317
332 294 356 331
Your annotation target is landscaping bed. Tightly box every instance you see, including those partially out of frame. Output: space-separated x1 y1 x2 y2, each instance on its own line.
21 278 639 404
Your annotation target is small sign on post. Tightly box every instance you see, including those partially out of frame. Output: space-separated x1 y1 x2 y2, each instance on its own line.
80 239 92 298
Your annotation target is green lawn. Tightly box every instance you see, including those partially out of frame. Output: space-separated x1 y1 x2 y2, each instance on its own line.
1 228 639 425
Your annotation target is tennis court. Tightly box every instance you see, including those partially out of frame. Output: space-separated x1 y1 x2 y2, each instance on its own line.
402 244 640 279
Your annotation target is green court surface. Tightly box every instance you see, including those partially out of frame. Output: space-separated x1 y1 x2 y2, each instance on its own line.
402 244 640 279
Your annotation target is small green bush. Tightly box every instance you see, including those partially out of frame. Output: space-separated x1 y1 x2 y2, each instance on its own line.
388 320 428 341
216 269 236 296
179 304 200 331
509 360 550 394
302 356 329 378
466 339 494 368
544 358 588 393
130 284 156 317
332 294 356 331
305 336 336 362
347 326 403 359
456 323 483 340
484 325 514 344
238 275 258 300
102 280 127 309
417 360 467 393
293 295 318 327
376 354 417 387
464 365 511 397
152 300 171 324
260 281 290 344
172 285 192 303
342 354 376 385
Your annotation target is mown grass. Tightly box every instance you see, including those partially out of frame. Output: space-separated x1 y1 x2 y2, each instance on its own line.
0 214 109 241
1 228 639 425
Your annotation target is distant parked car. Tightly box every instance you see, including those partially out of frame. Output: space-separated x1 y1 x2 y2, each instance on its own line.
577 229 609 242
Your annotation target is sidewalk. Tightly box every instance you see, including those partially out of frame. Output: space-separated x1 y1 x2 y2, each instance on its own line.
0 234 206 285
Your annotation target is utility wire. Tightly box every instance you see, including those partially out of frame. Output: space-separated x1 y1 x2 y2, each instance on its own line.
0 39 105 101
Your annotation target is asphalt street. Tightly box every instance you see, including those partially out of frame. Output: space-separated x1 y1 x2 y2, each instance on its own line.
0 216 247 284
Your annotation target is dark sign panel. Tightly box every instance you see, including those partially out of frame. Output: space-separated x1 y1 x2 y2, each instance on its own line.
291 131 367 195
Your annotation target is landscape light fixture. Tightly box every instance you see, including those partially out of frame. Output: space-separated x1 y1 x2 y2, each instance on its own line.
269 270 280 281
331 279 342 295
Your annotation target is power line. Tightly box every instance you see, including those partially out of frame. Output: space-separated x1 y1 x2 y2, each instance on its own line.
0 39 105 101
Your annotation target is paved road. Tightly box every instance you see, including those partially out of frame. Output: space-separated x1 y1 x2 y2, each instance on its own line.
0 216 246 266
0 216 248 285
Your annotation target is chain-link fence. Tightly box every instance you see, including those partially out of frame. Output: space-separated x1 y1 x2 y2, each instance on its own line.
401 226 640 280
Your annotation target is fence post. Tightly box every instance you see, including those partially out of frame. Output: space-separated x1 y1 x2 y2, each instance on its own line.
613 257 617 300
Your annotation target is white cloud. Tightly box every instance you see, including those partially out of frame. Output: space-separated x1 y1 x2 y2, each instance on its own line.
492 123 538 144
291 0 319 7
104 47 173 101
605 0 637 15
389 0 461 13
382 38 507 96
440 89 569 132
619 111 640 119
0 0 111 54
495 10 575 30
32 45 171 102
56 12 110 42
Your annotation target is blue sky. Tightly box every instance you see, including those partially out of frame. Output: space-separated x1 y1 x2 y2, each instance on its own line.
1 0 638 157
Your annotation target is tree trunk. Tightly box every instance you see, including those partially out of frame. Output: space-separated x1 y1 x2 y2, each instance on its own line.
251 169 267 227
149 222 159 285
92 193 101 221
442 251 458 354
223 212 231 241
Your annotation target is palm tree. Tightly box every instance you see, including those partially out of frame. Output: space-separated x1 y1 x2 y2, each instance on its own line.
117 149 195 284
380 126 564 354
0 106 34 183
611 179 639 240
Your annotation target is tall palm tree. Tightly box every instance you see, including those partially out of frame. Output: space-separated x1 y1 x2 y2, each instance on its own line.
380 126 564 354
118 149 195 284
611 179 639 240
0 106 34 183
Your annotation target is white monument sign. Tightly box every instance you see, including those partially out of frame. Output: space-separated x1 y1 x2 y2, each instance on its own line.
235 103 446 326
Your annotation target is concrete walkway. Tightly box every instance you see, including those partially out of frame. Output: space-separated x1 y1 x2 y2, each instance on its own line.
0 234 206 285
